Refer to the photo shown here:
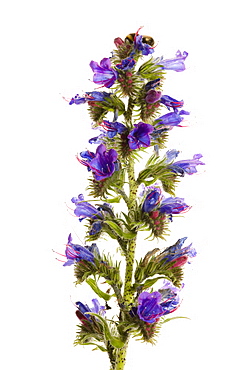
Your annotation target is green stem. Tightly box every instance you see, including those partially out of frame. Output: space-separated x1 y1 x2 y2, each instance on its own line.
114 158 138 370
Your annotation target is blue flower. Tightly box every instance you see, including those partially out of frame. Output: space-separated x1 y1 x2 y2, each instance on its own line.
63 233 100 266
137 279 181 323
116 57 136 70
154 51 188 72
76 298 105 323
68 91 111 105
160 95 184 111
142 189 162 213
155 110 190 129
137 291 164 323
159 197 190 217
77 144 119 181
160 237 197 267
134 35 155 56
90 58 118 88
145 79 161 92
100 120 127 138
127 122 154 150
89 144 119 181
159 279 181 314
168 154 205 176
69 94 87 105
71 194 103 220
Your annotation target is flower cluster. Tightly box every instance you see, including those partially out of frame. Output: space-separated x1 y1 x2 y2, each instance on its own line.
61 29 203 367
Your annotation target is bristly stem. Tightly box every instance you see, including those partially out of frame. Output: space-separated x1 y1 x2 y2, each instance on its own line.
114 157 138 370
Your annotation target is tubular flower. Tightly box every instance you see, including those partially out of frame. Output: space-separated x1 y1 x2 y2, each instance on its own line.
159 279 181 314
160 95 184 111
155 110 190 129
63 233 100 266
78 144 119 181
90 58 118 88
134 35 155 56
127 122 154 150
145 79 161 91
137 279 181 323
168 154 205 176
159 237 197 268
76 298 105 323
89 144 119 181
100 120 127 138
154 51 188 72
159 197 190 219
69 91 111 105
142 189 162 213
116 57 136 70
71 194 103 220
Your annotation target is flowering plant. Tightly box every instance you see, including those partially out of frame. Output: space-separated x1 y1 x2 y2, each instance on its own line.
60 28 204 370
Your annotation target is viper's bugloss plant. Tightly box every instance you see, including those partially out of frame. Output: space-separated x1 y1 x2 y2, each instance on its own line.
60 28 204 370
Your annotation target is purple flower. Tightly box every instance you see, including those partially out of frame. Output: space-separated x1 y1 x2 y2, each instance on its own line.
155 110 190 128
160 95 184 111
88 133 106 145
100 120 127 138
68 91 111 105
142 189 162 212
77 150 96 171
159 279 181 315
89 144 118 181
134 35 155 56
159 197 190 217
145 79 161 92
137 291 164 323
69 94 87 105
63 233 100 266
76 298 105 323
155 51 188 72
77 144 118 181
137 279 181 323
90 58 118 88
168 154 205 176
71 194 103 220
127 122 154 150
116 57 136 70
145 89 162 104
85 91 111 101
160 237 197 267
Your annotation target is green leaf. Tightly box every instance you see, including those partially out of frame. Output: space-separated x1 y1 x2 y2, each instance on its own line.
87 313 125 348
102 196 122 203
163 316 190 324
104 220 123 236
86 278 112 301
104 220 136 240
80 342 107 352
141 276 167 289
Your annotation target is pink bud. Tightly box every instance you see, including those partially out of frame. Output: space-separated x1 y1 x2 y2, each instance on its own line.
150 211 159 219
171 256 188 268
114 37 124 48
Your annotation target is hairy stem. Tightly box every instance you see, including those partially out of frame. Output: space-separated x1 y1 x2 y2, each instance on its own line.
115 158 138 370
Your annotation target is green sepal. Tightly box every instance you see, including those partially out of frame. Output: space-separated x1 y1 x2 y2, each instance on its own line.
79 342 108 352
87 313 125 349
86 278 112 301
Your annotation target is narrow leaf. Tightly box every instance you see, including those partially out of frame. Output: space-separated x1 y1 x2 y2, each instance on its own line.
86 278 112 301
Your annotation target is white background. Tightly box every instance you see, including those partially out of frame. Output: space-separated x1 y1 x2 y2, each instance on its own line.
1 1 245 369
